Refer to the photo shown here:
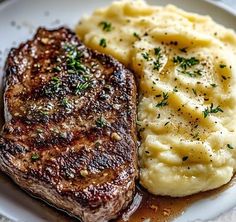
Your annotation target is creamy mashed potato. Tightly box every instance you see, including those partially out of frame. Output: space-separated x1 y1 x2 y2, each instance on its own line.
76 0 236 197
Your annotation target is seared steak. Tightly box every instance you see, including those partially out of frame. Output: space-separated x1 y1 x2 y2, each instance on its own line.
0 27 137 222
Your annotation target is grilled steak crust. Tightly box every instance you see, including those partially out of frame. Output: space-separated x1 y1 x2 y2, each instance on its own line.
0 27 137 222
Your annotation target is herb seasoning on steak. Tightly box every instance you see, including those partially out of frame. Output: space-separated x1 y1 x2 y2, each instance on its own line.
0 27 137 222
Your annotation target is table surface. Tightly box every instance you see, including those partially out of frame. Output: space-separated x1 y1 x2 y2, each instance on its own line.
0 0 236 222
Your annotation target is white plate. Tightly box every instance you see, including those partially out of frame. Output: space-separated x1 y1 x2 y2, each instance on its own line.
0 0 235 222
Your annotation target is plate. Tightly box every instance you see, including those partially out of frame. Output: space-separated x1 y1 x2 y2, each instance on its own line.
0 0 235 221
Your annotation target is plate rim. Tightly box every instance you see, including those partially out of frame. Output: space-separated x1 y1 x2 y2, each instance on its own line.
205 0 236 16
0 0 235 222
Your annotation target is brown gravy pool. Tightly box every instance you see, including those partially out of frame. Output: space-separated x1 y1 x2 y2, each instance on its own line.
115 176 236 222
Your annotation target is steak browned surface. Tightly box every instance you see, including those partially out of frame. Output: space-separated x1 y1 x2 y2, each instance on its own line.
0 27 137 222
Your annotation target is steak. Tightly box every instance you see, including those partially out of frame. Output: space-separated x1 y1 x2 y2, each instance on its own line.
0 27 137 222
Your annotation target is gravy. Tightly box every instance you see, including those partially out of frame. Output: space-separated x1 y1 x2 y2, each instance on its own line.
116 177 236 222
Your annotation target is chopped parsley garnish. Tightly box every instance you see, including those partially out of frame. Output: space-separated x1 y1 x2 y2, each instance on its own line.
178 69 202 78
141 52 150 61
48 76 61 93
182 156 188 161
67 56 86 74
142 47 163 71
174 56 202 78
153 47 162 71
61 98 72 109
96 116 107 128
99 38 107 48
154 47 161 56
173 86 178 92
156 92 169 107
173 56 199 70
219 64 226 68
64 43 86 74
75 82 90 94
192 88 197 96
64 44 92 95
31 153 40 161
99 21 112 32
192 69 202 76
133 32 141 40
164 122 170 126
51 76 60 84
67 60 86 74
153 60 162 71
192 132 199 139
203 103 223 118
53 66 61 72
51 77 61 90
227 144 234 149
210 83 217 88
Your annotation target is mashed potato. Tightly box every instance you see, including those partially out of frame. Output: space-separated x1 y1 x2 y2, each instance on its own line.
76 0 236 197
